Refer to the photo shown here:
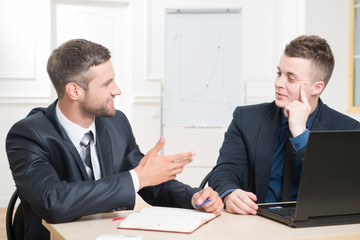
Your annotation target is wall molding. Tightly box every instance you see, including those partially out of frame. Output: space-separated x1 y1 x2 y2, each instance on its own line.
0 76 35 81
146 0 155 82
132 94 161 104
52 0 130 7
0 96 51 104
146 74 163 82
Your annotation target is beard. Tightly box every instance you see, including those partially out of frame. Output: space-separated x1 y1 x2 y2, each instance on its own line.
80 96 116 118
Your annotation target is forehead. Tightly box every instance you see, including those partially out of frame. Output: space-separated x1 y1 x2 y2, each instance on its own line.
88 60 115 84
278 54 313 79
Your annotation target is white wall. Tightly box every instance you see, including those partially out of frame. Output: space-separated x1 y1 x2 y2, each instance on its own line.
0 0 355 206
305 0 357 117
0 0 52 206
133 0 307 187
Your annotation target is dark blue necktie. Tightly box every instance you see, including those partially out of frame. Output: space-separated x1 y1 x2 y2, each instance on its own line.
281 135 294 201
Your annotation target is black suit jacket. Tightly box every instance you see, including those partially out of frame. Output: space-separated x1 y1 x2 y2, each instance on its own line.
209 99 360 203
6 100 199 240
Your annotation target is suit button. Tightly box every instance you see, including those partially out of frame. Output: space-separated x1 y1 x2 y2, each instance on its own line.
111 209 116 212
121 207 127 210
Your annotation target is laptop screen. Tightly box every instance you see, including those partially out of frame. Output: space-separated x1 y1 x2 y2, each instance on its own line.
293 131 360 221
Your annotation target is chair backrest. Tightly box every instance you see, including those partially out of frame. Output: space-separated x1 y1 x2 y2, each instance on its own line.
199 171 212 189
6 189 24 240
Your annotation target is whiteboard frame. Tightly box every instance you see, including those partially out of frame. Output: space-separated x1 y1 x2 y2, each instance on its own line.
162 8 244 130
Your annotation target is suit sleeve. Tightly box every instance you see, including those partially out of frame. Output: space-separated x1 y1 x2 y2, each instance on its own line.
119 114 199 209
6 119 137 224
208 107 249 197
138 181 200 209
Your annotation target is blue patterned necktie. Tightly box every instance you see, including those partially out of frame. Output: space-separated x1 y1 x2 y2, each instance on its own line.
80 131 94 180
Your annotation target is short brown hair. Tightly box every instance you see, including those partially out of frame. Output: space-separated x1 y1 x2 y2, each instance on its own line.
284 35 334 86
47 39 111 98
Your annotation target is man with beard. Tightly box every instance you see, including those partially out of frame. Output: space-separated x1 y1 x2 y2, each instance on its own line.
6 39 223 240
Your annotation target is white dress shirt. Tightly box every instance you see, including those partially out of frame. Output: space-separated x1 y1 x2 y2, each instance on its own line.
55 103 139 191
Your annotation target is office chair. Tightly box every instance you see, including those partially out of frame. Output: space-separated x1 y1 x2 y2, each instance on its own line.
6 189 24 240
199 171 212 189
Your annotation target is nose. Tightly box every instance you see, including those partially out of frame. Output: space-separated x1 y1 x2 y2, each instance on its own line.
275 74 285 88
111 83 122 96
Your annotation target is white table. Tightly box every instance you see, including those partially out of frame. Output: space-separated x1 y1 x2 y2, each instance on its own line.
43 198 360 240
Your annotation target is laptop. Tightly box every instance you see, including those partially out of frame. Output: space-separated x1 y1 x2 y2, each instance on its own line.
257 130 360 228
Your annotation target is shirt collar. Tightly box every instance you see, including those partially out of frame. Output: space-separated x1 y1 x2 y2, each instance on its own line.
55 102 96 147
281 101 320 129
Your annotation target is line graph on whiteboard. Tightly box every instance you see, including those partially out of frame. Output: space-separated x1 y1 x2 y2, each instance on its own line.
163 12 242 126
176 32 231 108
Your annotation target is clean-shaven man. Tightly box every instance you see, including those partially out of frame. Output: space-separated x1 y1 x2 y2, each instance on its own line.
209 35 360 214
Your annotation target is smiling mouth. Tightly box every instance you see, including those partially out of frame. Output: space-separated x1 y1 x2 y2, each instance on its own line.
276 92 287 98
108 99 114 106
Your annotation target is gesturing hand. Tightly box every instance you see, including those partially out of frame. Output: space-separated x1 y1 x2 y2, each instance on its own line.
135 137 195 189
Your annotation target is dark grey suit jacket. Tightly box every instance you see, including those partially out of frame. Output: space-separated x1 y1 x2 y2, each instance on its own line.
6 100 199 240
209 99 360 203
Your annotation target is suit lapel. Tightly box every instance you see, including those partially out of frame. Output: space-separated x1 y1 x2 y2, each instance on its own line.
63 140 90 180
310 99 327 131
311 118 327 131
254 105 281 202
45 100 89 180
95 119 114 177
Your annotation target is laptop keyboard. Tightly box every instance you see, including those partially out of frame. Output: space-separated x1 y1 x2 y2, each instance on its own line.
267 207 295 218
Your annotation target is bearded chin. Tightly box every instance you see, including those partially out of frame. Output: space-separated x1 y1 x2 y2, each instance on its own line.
81 102 115 118
96 108 115 117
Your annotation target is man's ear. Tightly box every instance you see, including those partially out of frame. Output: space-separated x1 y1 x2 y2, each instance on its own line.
312 80 325 96
65 82 83 100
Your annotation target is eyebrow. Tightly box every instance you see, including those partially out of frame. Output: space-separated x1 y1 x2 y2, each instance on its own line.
277 66 298 78
102 78 114 86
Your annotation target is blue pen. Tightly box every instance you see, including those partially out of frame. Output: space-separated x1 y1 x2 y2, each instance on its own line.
195 199 211 208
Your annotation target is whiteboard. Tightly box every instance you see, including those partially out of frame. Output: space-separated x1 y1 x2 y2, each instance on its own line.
163 9 243 127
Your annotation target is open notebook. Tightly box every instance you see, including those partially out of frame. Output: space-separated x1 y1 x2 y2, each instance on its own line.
118 206 220 234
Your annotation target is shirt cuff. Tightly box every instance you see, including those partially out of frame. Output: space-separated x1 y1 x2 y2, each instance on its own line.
219 189 237 199
291 129 310 151
191 192 199 209
129 169 140 193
